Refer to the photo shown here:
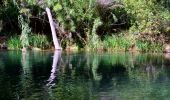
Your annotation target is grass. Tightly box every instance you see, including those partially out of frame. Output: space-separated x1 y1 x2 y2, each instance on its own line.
7 34 51 50
7 36 22 50
29 34 51 49
137 41 163 53
95 34 164 53
102 34 134 51
6 33 164 52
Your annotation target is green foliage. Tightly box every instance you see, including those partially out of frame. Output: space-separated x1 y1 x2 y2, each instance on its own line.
124 0 158 33
0 0 19 33
1 0 170 52
102 33 163 52
103 34 133 51
137 41 163 52
96 1 130 36
157 0 170 10
122 0 170 52
123 0 170 35
18 15 31 48
7 34 50 50
50 0 97 48
7 36 22 50
87 17 102 49
53 0 95 32
26 0 37 5
29 34 50 49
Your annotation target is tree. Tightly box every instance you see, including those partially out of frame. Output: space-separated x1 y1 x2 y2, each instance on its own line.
46 7 61 50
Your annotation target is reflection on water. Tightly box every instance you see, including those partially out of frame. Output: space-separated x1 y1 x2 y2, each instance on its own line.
0 51 170 100
46 50 61 88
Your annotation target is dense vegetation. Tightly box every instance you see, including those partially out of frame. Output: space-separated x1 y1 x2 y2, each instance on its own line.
0 0 170 52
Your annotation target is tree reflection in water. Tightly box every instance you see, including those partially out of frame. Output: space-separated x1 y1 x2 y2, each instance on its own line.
49 53 170 100
46 50 61 88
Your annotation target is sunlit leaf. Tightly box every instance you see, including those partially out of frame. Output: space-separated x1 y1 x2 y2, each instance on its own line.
54 3 62 11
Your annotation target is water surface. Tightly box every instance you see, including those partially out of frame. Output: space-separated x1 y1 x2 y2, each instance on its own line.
0 51 170 100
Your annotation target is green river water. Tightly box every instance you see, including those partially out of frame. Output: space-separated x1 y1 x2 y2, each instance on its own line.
0 51 170 100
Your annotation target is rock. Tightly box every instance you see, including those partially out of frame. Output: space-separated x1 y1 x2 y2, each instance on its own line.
22 47 27 52
165 53 170 60
0 43 7 50
129 43 138 52
2 43 7 49
97 0 113 6
0 36 7 50
97 0 123 9
32 47 41 51
164 45 170 53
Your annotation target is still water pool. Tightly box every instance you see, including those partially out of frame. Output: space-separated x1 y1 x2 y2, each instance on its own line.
0 51 170 100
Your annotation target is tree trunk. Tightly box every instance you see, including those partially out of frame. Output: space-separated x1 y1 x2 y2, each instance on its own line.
46 7 61 50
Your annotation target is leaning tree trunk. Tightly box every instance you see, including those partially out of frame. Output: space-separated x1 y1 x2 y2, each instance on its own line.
46 7 61 50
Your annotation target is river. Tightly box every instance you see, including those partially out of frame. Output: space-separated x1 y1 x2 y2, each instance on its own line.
0 51 170 100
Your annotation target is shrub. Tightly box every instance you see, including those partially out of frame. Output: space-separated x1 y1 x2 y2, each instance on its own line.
123 0 170 46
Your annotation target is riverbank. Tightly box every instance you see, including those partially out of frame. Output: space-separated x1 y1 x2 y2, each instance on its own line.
0 0 170 53
1 34 169 53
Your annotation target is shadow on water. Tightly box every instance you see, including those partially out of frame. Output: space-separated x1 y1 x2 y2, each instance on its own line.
1 51 170 99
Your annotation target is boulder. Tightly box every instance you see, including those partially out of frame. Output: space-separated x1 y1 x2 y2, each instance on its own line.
97 0 113 6
97 0 123 9
128 43 139 52
164 44 170 53
1 43 7 49
0 36 7 50
165 53 170 60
